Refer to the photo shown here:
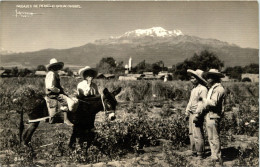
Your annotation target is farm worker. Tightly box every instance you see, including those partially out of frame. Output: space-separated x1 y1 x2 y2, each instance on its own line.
185 69 208 159
77 66 116 120
200 69 225 165
77 66 99 98
45 58 74 126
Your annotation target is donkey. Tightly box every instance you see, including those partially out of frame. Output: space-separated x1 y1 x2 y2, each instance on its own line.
18 87 121 150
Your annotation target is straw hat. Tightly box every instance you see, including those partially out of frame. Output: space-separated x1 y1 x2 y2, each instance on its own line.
78 66 97 78
187 69 207 85
46 58 64 71
203 69 225 79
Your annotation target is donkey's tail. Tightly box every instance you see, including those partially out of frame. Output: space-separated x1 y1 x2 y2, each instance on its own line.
19 110 24 145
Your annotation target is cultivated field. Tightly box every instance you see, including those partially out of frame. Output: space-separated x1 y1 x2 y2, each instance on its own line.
0 77 259 166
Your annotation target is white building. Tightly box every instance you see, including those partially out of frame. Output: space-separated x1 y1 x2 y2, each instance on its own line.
241 73 259 82
129 57 132 71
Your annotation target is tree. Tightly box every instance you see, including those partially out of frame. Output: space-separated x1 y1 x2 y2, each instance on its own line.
134 60 146 73
96 57 117 74
243 64 259 74
188 50 224 71
36 65 47 71
152 62 162 75
18 68 32 77
98 57 116 68
114 61 125 74
64 67 73 76
136 60 146 71
224 63 259 81
152 60 168 74
174 62 189 80
173 50 224 80
132 60 153 74
224 66 243 80
11 67 18 77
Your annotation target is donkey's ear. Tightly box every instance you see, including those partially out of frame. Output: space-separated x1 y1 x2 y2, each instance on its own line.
103 88 109 95
112 87 122 96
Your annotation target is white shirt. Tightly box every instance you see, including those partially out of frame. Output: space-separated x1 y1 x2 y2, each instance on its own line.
206 83 225 107
45 71 60 93
203 83 225 118
185 84 208 115
77 80 99 97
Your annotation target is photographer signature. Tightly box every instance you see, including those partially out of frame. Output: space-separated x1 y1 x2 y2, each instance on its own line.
15 9 43 18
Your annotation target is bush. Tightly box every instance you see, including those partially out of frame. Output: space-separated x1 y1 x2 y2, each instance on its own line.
233 142 259 166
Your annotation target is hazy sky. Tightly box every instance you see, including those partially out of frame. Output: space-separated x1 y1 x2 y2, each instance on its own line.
0 1 258 52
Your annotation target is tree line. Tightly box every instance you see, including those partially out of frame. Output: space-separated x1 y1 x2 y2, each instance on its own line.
1 50 258 80
95 50 258 81
0 66 74 77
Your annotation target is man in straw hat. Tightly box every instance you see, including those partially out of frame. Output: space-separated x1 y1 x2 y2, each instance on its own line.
201 69 225 165
77 66 99 98
185 69 208 159
45 58 73 126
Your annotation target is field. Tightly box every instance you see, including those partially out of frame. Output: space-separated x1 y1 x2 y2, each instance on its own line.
0 77 259 167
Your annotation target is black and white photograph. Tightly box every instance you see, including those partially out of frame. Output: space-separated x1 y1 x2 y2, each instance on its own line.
0 0 259 166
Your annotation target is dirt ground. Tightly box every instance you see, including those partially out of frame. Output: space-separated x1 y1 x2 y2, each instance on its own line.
27 135 256 167
0 103 258 167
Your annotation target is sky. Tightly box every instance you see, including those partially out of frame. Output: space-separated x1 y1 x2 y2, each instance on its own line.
0 1 259 52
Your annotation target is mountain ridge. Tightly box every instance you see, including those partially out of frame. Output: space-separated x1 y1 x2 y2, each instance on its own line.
0 27 258 69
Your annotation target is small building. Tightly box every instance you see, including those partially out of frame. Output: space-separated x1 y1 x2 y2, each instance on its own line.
72 71 79 77
125 65 129 74
96 73 105 79
143 72 154 76
158 71 168 75
58 71 67 76
0 70 11 77
241 73 259 82
35 71 47 77
97 73 116 80
221 75 230 82
142 72 156 80
157 75 167 81
127 74 145 78
104 74 116 79
118 74 145 80
119 76 139 81
143 75 158 80
0 70 5 76
158 71 173 81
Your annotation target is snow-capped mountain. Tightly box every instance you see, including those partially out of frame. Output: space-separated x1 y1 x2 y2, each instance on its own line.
113 27 184 39
97 27 232 48
1 27 258 68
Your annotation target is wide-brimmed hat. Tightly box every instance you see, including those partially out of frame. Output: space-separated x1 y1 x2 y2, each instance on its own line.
46 58 64 71
203 69 225 79
78 66 97 78
187 69 207 85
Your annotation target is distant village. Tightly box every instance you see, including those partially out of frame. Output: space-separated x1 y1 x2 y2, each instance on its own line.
0 57 173 82
0 57 259 83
